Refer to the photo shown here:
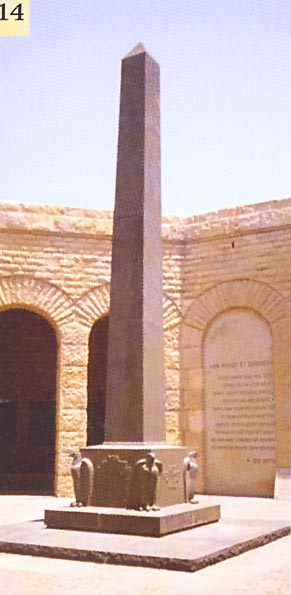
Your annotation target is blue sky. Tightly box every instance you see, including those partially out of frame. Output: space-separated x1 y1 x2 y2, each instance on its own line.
1 0 290 215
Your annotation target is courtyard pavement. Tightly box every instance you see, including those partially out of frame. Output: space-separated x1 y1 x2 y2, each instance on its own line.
0 494 290 594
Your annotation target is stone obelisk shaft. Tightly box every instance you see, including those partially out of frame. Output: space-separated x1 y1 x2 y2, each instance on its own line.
105 45 166 443
46 45 220 526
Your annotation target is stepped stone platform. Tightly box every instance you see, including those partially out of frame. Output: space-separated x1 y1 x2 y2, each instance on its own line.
0 497 289 573
45 502 220 537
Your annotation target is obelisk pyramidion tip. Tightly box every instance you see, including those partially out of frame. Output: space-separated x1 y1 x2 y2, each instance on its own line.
126 42 146 58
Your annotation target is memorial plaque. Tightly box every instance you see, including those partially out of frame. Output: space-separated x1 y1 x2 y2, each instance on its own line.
204 309 276 497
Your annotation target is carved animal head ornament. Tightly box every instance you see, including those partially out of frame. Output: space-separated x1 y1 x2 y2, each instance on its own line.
69 452 82 461
188 451 199 459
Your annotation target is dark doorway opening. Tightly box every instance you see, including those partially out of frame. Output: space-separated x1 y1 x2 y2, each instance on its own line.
87 315 109 445
0 308 57 494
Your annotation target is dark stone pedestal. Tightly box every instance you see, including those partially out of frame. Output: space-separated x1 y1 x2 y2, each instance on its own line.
45 443 221 536
80 443 189 508
45 503 220 537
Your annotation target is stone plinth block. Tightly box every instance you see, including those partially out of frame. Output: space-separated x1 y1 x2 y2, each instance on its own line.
80 444 190 508
45 503 220 537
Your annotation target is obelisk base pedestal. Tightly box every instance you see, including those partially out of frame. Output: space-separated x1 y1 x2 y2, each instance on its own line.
45 443 221 536
45 502 220 537
80 443 189 509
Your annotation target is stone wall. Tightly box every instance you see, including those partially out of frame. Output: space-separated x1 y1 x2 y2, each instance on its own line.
0 202 183 495
180 198 291 497
0 198 290 498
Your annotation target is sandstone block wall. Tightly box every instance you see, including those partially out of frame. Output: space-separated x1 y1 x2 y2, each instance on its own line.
0 198 290 498
0 203 184 495
180 198 291 496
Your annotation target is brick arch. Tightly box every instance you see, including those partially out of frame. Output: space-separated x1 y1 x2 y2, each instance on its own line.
76 283 110 328
184 279 288 332
163 294 182 331
76 284 182 331
0 276 74 328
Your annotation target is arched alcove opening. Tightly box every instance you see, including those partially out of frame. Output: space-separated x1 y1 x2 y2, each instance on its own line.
0 308 57 494
87 315 109 445
203 308 276 497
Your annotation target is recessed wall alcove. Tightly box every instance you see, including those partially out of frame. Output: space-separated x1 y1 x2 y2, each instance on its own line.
87 315 109 446
0 308 57 494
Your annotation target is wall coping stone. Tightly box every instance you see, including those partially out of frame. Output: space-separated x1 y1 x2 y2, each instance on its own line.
0 197 291 242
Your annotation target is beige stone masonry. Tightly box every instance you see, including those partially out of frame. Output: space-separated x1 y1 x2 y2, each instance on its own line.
0 198 290 497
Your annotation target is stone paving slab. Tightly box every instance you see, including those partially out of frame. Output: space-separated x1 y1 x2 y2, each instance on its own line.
0 513 289 573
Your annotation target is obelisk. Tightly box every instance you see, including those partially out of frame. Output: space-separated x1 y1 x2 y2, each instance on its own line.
79 44 191 511
80 44 191 510
105 42 165 443
45 45 221 534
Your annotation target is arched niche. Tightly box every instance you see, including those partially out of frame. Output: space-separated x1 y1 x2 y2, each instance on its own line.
0 308 57 494
203 308 276 497
87 315 109 445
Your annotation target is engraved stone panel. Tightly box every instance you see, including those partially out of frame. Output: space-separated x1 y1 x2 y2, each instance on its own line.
162 464 180 490
95 455 132 508
203 309 276 497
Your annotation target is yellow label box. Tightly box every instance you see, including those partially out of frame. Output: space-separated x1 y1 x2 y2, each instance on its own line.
0 0 29 36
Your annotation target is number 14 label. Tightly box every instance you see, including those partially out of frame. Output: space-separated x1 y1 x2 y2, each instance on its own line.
0 0 29 35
